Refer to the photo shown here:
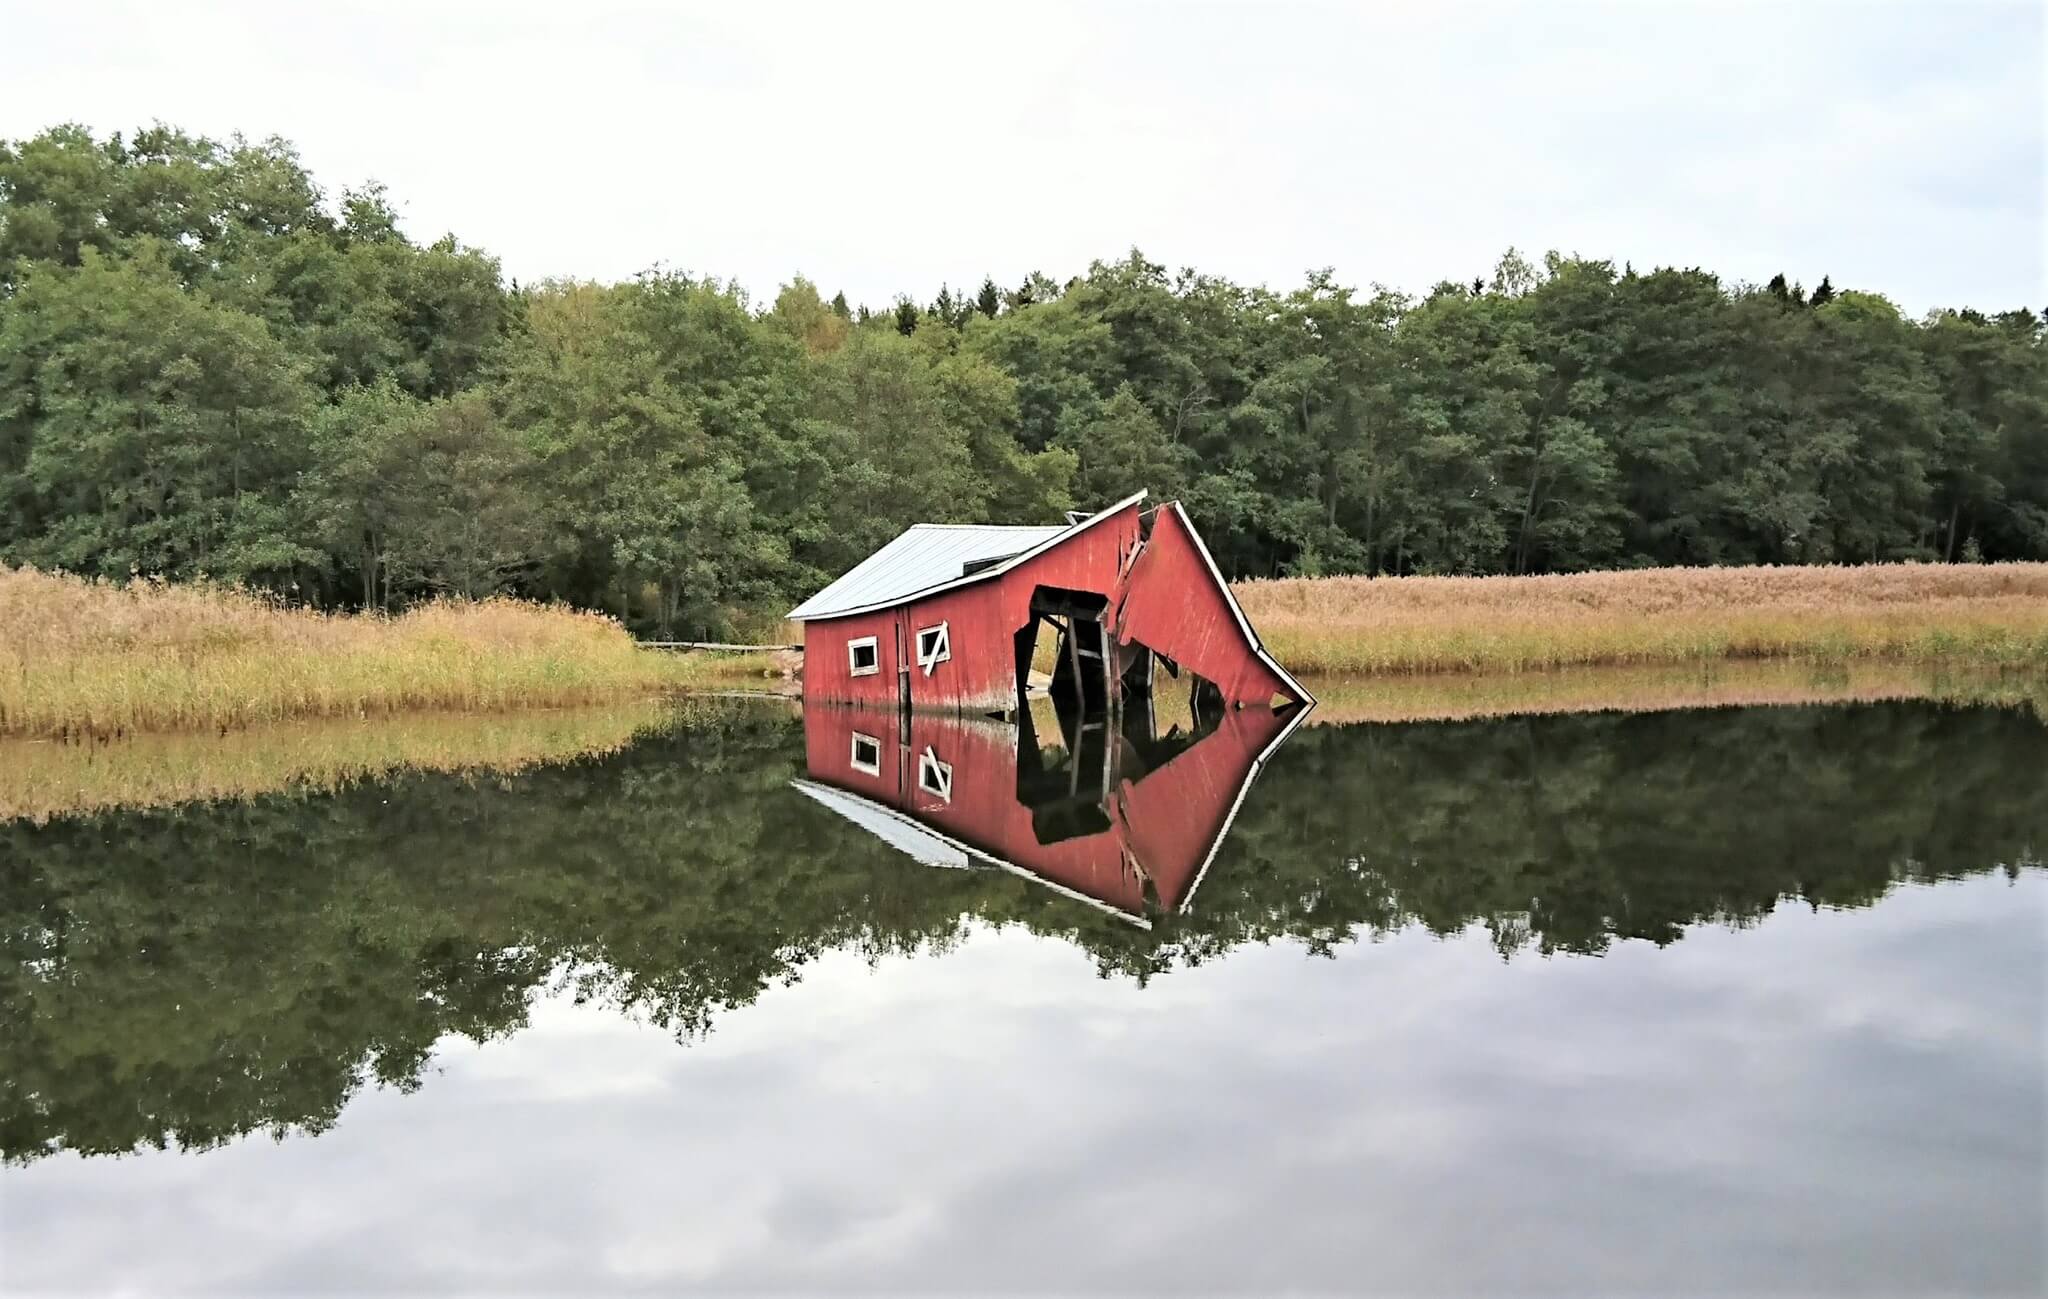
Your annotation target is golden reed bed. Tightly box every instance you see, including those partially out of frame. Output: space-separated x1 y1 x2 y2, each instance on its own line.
1235 562 2048 676
0 566 776 740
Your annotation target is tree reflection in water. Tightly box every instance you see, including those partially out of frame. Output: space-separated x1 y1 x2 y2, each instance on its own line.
2 695 2042 1164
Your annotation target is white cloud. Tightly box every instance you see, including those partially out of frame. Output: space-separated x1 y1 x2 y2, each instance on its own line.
1 2 2039 309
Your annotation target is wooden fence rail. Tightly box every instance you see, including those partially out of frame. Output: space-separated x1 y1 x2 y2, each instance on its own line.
639 641 803 652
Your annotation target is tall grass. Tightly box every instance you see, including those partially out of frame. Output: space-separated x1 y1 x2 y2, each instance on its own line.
0 566 776 739
1235 562 2048 676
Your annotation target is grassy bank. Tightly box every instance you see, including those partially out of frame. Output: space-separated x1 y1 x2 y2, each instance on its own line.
1236 562 2048 676
0 566 777 739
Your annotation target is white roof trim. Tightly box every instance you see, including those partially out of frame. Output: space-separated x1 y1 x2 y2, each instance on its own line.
1176 699 1315 914
1164 500 1316 707
788 490 1149 622
791 780 971 869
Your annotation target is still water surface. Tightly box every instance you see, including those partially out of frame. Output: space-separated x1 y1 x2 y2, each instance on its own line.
4 698 2044 1293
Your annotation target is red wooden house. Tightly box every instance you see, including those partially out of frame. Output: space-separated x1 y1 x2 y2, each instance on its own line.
792 699 1309 924
787 490 1312 716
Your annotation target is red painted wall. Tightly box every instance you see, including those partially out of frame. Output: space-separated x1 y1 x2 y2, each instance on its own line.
1117 504 1303 707
800 607 906 710
1119 704 1293 908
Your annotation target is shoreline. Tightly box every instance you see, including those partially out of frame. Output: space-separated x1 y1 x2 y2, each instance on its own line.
6 660 2040 826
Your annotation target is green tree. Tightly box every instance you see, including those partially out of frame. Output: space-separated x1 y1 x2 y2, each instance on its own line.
0 244 315 582
1239 273 1401 574
1601 267 1749 565
1501 255 1627 572
1378 285 1528 573
294 382 543 606
963 295 1118 452
1919 308 2048 561
1056 383 1192 510
1805 291 1941 561
493 281 758 633
767 276 851 355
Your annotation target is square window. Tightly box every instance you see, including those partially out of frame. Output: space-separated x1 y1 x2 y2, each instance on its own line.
847 636 880 677
849 732 881 776
915 622 950 675
917 748 953 802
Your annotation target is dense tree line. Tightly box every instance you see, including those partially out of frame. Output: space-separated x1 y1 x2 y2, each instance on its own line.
3 125 2044 633
5 696 2041 1163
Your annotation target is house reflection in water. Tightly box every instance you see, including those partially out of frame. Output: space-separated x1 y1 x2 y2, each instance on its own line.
793 698 1311 926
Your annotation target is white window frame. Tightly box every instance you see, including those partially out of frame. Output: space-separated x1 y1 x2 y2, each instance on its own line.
848 731 881 776
917 747 953 803
847 635 880 677
915 621 951 676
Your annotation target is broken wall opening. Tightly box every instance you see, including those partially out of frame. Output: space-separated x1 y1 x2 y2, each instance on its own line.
1014 701 1115 845
1111 639 1229 740
1015 585 1113 716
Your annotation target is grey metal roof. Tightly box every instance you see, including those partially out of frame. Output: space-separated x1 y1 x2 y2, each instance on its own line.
786 778 1153 927
785 524 1066 621
790 780 976 869
786 490 1150 621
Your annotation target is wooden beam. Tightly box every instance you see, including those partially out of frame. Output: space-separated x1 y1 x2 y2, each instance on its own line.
1064 617 1084 706
639 641 802 652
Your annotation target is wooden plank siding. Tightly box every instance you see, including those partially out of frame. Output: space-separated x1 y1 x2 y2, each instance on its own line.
1116 503 1311 708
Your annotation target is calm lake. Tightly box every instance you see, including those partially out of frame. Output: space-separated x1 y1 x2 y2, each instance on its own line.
4 696 2045 1294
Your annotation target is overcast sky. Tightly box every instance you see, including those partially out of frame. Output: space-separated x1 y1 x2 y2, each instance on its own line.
5 1 2041 314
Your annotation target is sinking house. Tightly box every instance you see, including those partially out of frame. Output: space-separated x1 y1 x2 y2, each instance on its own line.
792 698 1309 925
787 490 1313 716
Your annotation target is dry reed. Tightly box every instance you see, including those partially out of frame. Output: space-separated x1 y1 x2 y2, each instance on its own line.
1235 562 2048 676
1301 661 2048 726
0 566 777 739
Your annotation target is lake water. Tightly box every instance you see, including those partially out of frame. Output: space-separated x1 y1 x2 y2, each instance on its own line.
4 697 2044 1294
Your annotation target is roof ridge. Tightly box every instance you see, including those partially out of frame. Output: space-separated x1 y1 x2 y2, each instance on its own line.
907 522 1065 531
788 490 1148 621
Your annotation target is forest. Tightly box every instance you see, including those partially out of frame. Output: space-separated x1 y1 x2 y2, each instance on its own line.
3 124 2044 635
